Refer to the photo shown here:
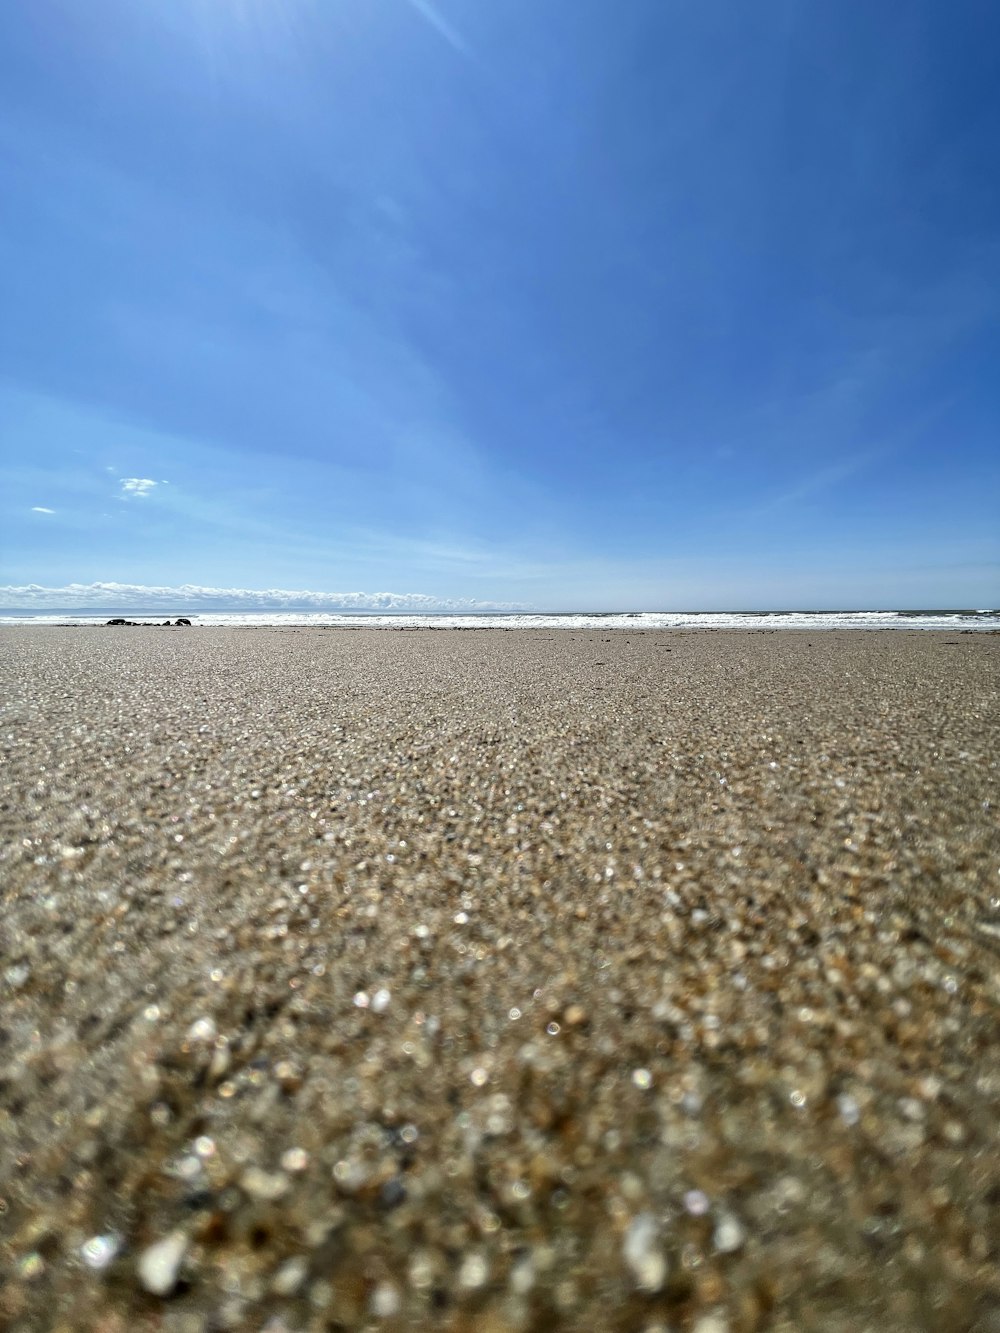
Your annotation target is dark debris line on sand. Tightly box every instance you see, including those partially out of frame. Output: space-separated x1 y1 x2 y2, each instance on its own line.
1 628 998 1333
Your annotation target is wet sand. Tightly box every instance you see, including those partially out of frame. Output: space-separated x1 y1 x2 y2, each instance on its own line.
1 627 998 1332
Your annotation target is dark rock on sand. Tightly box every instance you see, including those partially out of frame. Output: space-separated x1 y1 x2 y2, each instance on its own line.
104 617 192 627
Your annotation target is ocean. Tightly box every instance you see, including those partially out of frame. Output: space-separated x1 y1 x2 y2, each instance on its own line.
1 609 998 630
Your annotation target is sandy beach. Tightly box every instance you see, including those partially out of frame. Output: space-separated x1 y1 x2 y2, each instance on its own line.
1 627 998 1333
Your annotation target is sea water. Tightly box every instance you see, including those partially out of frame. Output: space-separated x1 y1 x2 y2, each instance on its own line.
1 610 997 630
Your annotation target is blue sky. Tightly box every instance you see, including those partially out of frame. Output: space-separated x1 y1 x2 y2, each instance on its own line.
2 0 998 610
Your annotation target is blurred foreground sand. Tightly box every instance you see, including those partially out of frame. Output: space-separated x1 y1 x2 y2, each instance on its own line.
1 628 998 1332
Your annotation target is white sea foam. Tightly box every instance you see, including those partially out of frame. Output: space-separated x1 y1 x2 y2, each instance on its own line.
1 610 997 630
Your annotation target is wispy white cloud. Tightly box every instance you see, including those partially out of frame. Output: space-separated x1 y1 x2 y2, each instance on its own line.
119 477 157 497
31 506 55 514
0 582 528 611
752 451 883 516
404 0 470 55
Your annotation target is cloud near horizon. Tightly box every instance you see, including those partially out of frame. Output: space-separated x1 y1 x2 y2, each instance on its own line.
119 478 157 497
31 506 55 514
0 582 529 611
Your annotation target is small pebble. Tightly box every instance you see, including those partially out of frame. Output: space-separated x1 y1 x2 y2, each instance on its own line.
713 1214 747 1254
837 1093 861 1126
138 1230 188 1296
692 1315 730 1333
81 1234 121 1271
623 1213 667 1292
18 1253 45 1281
684 1189 710 1216
271 1257 307 1296
458 1250 490 1289
370 1281 401 1316
240 1167 289 1201
186 1017 217 1043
